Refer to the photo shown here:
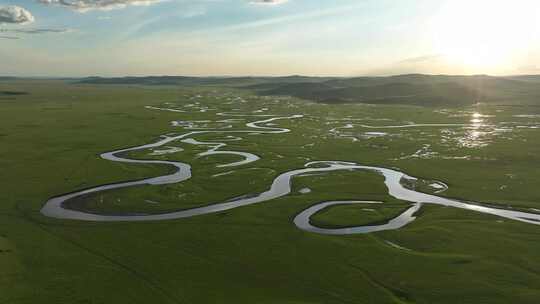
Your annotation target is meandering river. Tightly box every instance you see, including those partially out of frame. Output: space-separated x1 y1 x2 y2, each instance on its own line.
41 107 540 234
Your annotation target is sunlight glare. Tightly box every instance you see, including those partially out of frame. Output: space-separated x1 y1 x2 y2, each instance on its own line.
431 0 540 73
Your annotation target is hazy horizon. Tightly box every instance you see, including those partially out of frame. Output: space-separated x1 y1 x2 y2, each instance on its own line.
3 72 540 79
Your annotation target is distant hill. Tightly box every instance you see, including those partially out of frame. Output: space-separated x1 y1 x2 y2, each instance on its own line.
257 81 479 106
78 76 333 87
78 74 540 107
249 74 540 106
505 75 540 83
0 77 17 81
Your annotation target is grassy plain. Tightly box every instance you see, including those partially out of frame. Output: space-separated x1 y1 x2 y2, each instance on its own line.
1 79 540 303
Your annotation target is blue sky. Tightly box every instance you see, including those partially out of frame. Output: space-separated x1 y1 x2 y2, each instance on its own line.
1 0 539 76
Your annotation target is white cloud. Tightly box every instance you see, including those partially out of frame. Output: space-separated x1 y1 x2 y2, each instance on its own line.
1 28 71 34
0 6 35 24
37 0 164 12
250 0 289 5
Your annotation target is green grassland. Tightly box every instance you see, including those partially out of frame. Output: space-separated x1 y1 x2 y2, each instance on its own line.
1 79 540 303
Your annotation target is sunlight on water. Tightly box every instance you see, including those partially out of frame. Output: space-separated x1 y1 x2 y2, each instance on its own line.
459 112 491 148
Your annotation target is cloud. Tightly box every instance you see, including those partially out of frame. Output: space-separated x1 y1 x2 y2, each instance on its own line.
0 6 35 24
250 0 289 5
362 54 454 76
0 28 71 40
1 28 72 34
37 0 164 12
398 54 444 64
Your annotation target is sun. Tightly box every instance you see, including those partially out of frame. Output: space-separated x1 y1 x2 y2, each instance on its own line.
430 0 540 73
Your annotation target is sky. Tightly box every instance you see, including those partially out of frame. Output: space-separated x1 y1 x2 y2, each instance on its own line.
1 0 540 77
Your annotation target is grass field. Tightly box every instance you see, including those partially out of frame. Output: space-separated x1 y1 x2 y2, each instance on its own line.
1 79 540 303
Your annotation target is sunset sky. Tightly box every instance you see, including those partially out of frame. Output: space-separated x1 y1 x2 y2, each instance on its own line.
1 0 540 77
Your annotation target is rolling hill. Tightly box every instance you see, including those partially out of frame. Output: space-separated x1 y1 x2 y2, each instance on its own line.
78 74 540 107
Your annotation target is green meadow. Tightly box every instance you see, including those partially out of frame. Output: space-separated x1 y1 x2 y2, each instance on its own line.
1 79 540 304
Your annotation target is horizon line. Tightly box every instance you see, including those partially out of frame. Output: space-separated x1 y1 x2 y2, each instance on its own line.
2 73 540 79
